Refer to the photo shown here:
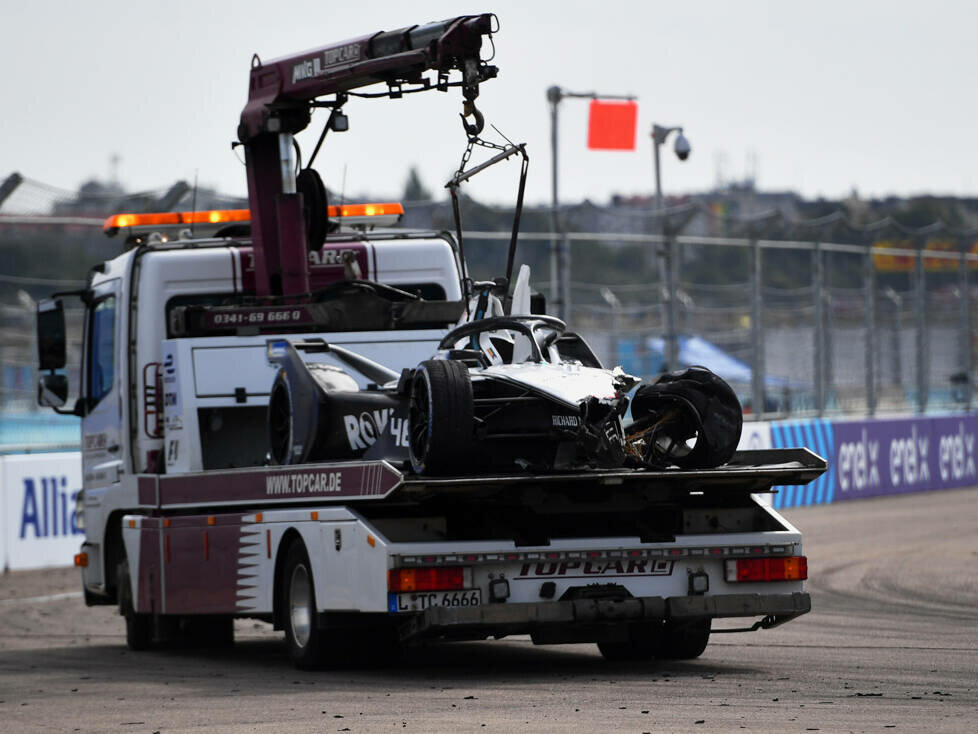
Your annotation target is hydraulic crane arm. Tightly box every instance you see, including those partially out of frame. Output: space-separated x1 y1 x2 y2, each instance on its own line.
238 14 497 298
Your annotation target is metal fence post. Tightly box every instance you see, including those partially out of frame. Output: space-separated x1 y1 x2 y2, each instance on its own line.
915 236 928 413
825 267 835 412
750 234 765 415
864 240 877 415
959 236 973 410
560 232 572 323
611 308 619 369
813 240 825 417
664 225 679 372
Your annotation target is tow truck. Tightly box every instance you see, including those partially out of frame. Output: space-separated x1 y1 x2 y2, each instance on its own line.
35 15 825 668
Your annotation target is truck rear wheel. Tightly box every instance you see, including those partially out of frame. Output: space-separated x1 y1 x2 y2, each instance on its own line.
409 360 473 476
281 541 356 669
117 561 151 651
657 618 711 659
596 623 659 662
282 543 324 669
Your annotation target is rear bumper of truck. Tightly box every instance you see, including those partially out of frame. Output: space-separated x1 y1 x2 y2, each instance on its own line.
398 591 810 642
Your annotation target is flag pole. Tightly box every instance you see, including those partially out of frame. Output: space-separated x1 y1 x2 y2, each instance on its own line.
546 87 636 322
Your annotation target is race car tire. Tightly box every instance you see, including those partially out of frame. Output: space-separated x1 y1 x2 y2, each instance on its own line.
656 618 711 659
118 560 152 651
631 366 742 469
409 360 473 476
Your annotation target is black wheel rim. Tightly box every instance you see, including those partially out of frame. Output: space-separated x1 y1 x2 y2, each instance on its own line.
268 382 291 463
409 374 430 464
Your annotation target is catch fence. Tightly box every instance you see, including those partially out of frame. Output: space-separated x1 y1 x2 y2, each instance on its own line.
1 222 975 442
466 229 977 418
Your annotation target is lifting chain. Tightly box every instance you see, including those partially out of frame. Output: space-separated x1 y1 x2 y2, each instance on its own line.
455 104 508 180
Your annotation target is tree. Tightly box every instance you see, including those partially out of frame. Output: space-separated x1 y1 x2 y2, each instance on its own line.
402 166 432 202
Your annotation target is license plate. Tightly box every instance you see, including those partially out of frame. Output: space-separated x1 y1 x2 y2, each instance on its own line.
389 589 482 613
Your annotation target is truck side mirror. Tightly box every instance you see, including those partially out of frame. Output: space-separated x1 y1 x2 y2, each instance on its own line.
38 372 68 408
37 298 66 371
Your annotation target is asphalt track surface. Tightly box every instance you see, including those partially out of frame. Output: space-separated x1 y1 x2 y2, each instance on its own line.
1 487 975 733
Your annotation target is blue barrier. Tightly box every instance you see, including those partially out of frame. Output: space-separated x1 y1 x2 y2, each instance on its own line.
770 419 835 509
0 412 80 452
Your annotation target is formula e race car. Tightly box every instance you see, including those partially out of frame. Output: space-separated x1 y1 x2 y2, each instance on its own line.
265 274 743 477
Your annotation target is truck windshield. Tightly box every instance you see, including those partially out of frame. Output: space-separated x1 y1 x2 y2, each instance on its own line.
88 296 116 404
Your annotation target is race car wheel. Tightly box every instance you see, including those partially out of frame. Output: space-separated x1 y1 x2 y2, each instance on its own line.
118 560 151 651
409 360 473 476
630 367 742 469
656 618 711 659
267 377 292 465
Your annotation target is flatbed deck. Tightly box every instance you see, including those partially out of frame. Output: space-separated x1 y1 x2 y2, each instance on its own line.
133 448 827 512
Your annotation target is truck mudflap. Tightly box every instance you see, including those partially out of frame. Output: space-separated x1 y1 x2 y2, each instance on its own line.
397 592 811 642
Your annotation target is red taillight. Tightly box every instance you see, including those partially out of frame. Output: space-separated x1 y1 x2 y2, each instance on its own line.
388 567 469 592
725 556 807 582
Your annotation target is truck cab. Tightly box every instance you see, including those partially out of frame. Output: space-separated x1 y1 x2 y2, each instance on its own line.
38 206 466 603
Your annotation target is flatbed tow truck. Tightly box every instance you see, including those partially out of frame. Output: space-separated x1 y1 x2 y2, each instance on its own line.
34 14 826 668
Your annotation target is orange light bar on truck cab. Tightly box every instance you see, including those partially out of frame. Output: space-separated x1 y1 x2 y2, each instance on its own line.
388 566 470 592
103 209 250 232
327 203 403 218
103 203 404 235
724 556 808 583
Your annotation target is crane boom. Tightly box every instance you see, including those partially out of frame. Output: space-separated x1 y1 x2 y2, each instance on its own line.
238 14 497 298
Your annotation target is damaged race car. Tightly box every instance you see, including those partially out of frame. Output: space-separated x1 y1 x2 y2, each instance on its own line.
265 133 743 477
265 270 743 476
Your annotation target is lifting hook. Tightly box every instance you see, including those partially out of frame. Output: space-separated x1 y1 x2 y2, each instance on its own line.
460 100 485 136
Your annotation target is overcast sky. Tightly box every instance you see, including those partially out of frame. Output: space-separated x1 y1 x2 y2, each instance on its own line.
2 0 975 207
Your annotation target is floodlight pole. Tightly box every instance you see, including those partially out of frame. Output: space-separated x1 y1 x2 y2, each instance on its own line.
548 86 636 322
547 86 564 319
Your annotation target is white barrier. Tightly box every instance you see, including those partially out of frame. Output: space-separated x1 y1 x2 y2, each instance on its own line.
738 420 772 451
0 452 83 571
738 421 773 506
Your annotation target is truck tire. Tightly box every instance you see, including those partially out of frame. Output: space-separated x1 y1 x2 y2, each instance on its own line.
282 542 325 669
281 541 356 669
657 618 711 659
117 561 152 651
408 360 473 476
597 624 659 662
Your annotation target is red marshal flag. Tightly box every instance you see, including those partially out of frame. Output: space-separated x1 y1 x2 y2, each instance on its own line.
587 100 638 150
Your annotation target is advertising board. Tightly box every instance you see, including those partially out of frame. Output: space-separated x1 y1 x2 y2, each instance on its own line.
833 415 977 501
0 452 83 571
764 413 976 509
